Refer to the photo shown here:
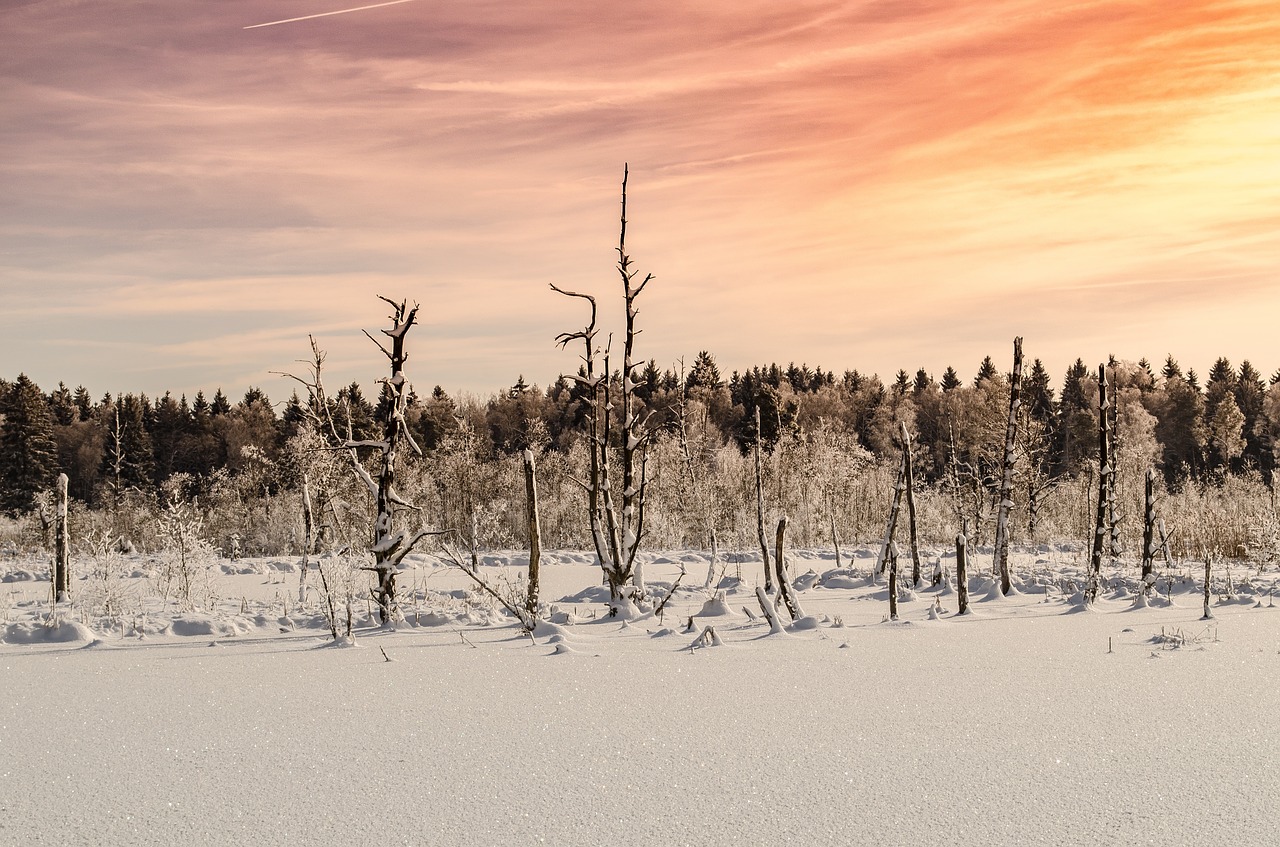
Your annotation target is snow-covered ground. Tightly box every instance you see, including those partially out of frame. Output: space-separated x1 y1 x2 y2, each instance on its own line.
3 546 1278 846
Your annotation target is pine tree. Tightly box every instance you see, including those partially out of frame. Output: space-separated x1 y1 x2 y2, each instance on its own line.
686 350 722 393
974 356 998 386
210 389 231 416
0 375 59 514
1057 359 1094 475
1235 361 1267 473
72 386 93 422
941 367 961 392
47 382 76 426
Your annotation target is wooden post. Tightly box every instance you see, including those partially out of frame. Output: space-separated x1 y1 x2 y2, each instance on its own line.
522 449 542 625
993 337 1023 595
53 473 70 602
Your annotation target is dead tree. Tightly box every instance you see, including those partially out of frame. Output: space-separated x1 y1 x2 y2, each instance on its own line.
522 449 542 624
874 428 912 580
53 473 70 603
887 542 899 621
754 406 772 591
280 298 442 625
993 336 1023 596
1202 553 1214 620
552 166 654 614
900 422 921 587
1087 364 1110 605
1108 376 1123 563
956 523 970 616
299 472 314 605
773 516 805 620
1141 468 1157 582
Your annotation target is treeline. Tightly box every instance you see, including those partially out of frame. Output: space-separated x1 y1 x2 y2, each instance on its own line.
2 351 1279 524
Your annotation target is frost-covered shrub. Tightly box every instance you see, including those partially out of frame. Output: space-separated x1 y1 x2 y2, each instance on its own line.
154 479 219 610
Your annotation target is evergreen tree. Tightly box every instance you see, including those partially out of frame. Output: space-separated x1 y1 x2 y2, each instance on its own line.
940 367 961 392
1152 375 1206 486
47 382 76 426
73 386 93 422
100 394 155 498
1235 360 1267 473
892 369 910 396
911 368 933 396
974 356 998 386
0 375 59 514
1162 355 1182 381
686 351 722 393
150 392 192 486
210 388 231 416
1056 359 1094 475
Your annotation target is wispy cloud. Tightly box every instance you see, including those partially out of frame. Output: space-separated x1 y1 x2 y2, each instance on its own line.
2 1 1278 396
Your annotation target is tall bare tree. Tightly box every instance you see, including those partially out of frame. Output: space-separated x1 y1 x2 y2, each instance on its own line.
282 298 440 624
1087 364 1111 604
993 336 1023 595
552 166 654 614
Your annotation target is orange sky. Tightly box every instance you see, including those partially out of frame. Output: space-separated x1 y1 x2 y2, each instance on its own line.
3 0 1278 400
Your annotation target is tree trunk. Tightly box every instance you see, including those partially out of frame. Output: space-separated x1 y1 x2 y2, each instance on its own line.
1087 364 1110 605
53 473 70 603
875 449 907 579
774 516 804 620
754 406 772 591
523 449 542 625
887 543 899 621
956 526 969 616
830 507 843 571
1141 468 1156 582
993 336 1023 595
1202 554 1213 620
300 472 313 605
1108 385 1122 563
900 422 921 587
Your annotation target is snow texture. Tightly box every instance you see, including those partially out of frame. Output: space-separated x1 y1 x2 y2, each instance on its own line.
1 546 1278 846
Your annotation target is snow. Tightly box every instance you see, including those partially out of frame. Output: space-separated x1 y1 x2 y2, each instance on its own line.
2 547 1279 845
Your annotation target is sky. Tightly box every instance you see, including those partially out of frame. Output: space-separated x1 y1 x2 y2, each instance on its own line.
3 0 1279 404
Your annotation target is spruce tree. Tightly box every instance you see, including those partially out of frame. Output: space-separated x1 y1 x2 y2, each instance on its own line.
0 375 59 514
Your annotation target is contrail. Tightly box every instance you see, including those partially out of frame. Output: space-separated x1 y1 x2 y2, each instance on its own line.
245 0 419 30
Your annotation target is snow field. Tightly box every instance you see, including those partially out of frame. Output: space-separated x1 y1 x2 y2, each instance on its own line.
2 548 1279 846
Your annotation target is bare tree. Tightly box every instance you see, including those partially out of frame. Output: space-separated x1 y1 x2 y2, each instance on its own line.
754 406 772 591
993 336 1023 595
1087 364 1111 605
53 473 70 603
280 298 442 624
552 166 654 615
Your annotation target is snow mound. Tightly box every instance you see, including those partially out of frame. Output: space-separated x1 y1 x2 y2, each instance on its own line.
787 615 821 632
792 570 820 591
695 592 737 618
167 615 246 638
1 569 39 582
818 569 863 590
4 620 98 644
532 620 575 640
